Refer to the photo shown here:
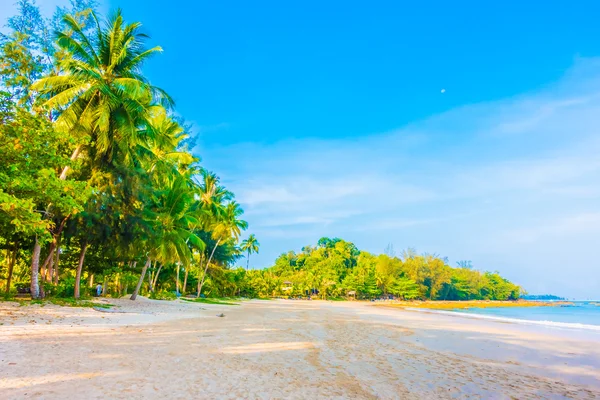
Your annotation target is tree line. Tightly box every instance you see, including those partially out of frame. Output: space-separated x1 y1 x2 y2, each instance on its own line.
0 0 257 300
239 237 522 300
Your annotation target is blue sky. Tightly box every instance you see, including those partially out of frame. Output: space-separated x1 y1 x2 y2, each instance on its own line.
3 1 600 298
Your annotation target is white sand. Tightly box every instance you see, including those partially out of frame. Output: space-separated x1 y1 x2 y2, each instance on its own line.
1 299 599 399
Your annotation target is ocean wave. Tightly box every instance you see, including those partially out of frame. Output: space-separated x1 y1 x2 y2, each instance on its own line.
406 308 600 331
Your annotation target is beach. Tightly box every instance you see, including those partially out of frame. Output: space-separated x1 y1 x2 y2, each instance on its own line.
1 299 600 399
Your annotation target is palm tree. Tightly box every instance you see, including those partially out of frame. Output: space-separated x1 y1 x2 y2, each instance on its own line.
130 174 204 300
29 10 172 297
32 9 172 170
196 170 232 220
197 200 247 297
240 234 260 270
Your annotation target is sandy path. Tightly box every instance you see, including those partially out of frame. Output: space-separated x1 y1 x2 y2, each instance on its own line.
1 299 600 399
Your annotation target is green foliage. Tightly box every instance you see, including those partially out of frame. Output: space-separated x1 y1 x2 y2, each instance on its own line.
0 106 88 238
388 277 420 300
0 3 247 303
181 297 239 306
53 277 90 298
47 298 111 308
149 290 177 301
240 237 522 301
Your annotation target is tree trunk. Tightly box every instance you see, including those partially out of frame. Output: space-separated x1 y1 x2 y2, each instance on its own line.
59 145 82 180
40 243 56 276
176 262 180 296
53 237 60 285
182 267 189 295
151 264 163 291
88 274 94 288
148 266 153 290
197 239 221 298
130 258 151 301
74 241 88 299
115 273 121 296
246 250 250 270
196 254 205 296
30 236 41 299
102 276 107 297
39 258 45 286
46 249 54 285
5 245 17 294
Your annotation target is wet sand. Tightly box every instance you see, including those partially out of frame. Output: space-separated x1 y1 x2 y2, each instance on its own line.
1 299 599 399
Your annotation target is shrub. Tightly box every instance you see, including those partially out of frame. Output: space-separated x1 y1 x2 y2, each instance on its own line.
149 290 177 300
53 277 91 298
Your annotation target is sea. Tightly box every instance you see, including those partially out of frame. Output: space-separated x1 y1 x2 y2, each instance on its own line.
442 301 600 332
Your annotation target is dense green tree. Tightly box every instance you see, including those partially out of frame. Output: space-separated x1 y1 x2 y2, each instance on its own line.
0 4 248 302
244 238 522 301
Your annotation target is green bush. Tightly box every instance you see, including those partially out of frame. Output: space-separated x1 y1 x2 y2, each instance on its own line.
54 277 75 297
149 290 177 300
53 277 91 298
1 290 16 301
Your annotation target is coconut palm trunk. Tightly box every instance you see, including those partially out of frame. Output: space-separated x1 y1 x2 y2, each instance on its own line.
59 145 82 180
53 239 60 285
5 245 17 294
182 267 189 295
74 241 88 299
197 239 221 298
176 262 180 296
46 249 54 285
30 236 41 299
151 264 163 291
131 258 151 300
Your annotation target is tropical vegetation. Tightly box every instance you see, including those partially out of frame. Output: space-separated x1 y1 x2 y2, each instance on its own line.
238 237 522 301
0 1 522 303
0 1 250 301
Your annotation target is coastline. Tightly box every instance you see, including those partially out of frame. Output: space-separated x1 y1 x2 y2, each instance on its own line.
380 299 572 310
400 306 600 333
1 299 599 399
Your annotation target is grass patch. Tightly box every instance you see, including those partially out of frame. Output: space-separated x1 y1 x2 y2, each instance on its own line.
181 297 240 306
1 293 17 301
12 297 114 308
326 297 347 301
51 298 115 309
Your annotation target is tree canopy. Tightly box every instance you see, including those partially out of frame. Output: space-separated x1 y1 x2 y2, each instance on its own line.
240 238 522 301
0 1 247 301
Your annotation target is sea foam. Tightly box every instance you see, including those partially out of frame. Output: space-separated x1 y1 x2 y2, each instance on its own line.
407 308 600 332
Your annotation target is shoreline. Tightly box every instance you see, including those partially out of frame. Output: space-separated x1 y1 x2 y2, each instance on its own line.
1 299 599 399
397 306 600 333
379 299 573 309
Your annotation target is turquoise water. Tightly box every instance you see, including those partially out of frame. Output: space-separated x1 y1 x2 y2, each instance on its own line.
448 302 600 330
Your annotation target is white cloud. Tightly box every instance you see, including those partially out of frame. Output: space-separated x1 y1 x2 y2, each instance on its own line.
501 212 600 244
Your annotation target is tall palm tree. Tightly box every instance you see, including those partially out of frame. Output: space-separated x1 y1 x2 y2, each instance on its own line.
130 174 205 300
196 170 232 221
197 200 247 297
141 106 196 179
240 234 260 270
32 9 172 170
